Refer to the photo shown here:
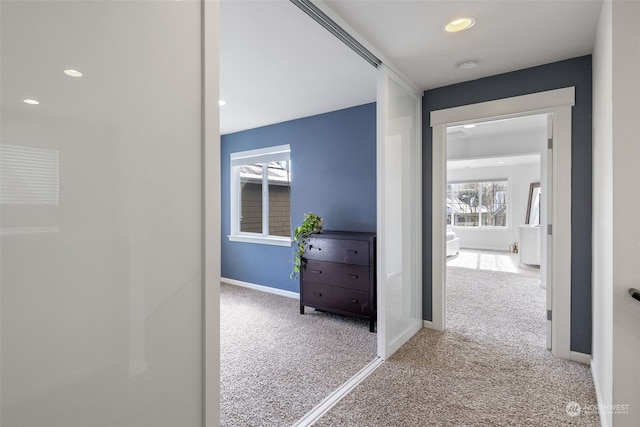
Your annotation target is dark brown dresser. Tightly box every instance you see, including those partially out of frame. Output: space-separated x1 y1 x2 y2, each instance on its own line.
300 231 376 332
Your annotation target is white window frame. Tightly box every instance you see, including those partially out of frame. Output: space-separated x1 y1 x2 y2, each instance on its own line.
229 144 291 246
447 179 508 228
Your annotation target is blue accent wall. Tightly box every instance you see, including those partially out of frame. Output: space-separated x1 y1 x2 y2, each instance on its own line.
221 103 376 293
422 56 593 354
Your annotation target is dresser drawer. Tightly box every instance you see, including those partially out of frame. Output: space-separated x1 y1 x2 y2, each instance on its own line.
302 259 369 292
302 282 370 316
304 237 370 265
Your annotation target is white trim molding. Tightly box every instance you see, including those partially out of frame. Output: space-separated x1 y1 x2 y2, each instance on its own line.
570 351 592 366
228 234 291 247
430 87 575 360
221 277 300 299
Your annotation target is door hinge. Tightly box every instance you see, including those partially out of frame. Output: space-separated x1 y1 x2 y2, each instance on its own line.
548 138 553 149
547 224 553 235
547 310 552 321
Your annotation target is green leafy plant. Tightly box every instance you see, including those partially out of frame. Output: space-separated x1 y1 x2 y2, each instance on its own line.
290 212 323 279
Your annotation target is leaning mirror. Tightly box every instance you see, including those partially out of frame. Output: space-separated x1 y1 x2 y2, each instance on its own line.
526 182 541 225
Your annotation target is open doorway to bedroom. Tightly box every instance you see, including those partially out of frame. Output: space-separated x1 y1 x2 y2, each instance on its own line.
445 114 548 351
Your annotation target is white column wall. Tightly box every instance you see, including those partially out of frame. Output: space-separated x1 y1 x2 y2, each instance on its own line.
593 1 640 426
592 1 614 426
611 1 640 425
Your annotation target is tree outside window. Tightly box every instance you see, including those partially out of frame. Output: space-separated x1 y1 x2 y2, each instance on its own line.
447 180 507 227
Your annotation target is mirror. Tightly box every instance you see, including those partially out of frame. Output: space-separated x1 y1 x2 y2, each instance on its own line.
526 182 541 225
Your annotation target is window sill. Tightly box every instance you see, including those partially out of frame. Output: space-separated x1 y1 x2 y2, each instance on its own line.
228 234 292 247
449 226 510 231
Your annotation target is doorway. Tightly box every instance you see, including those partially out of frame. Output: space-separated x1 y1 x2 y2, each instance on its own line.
444 114 547 350
430 87 575 360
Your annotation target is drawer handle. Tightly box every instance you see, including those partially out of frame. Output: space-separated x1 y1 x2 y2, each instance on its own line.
346 274 359 279
346 249 358 254
309 245 321 251
311 270 322 274
313 292 322 297
347 299 358 304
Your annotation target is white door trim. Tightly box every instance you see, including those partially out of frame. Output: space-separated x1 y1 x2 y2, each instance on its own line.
203 0 221 426
430 87 574 360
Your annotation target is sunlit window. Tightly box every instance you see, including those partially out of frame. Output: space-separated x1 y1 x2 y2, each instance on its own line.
447 180 507 227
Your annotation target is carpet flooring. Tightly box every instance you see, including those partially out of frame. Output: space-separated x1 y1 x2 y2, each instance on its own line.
220 283 377 427
315 266 600 426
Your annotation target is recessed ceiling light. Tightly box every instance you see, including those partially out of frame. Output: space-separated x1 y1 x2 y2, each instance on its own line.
498 161 505 164
445 17 476 33
463 124 476 129
219 100 227 106
64 69 83 77
23 99 40 105
457 60 478 70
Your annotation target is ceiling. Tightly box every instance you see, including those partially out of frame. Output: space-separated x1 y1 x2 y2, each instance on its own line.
447 114 548 140
220 0 377 134
447 114 546 169
221 0 602 134
447 154 540 170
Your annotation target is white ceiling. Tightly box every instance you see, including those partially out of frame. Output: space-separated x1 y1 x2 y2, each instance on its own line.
220 0 377 134
447 154 540 170
447 114 546 169
447 114 548 140
221 0 602 134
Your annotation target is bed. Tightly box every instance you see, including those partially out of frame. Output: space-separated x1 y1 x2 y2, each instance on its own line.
446 229 460 257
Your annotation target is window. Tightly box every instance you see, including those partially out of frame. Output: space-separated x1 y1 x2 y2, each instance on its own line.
229 145 291 246
0 144 59 205
447 180 507 227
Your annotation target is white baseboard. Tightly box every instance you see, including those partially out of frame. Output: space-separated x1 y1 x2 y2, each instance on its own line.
570 351 592 365
460 245 511 253
423 320 434 329
221 277 299 299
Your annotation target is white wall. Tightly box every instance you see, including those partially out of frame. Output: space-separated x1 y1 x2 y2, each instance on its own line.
592 1 640 426
1 2 211 426
611 0 640 425
592 1 614 426
447 162 540 252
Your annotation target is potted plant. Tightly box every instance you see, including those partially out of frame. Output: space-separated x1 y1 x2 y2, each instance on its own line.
290 212 323 279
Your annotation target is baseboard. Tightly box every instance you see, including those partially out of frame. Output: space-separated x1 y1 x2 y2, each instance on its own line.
221 277 299 299
423 320 434 329
460 245 511 253
570 351 592 365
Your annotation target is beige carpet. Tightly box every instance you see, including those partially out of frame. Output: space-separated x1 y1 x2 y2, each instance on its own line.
315 266 600 426
220 283 376 427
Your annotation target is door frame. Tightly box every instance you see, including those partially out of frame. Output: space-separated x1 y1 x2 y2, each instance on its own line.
203 1 220 426
430 87 574 360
